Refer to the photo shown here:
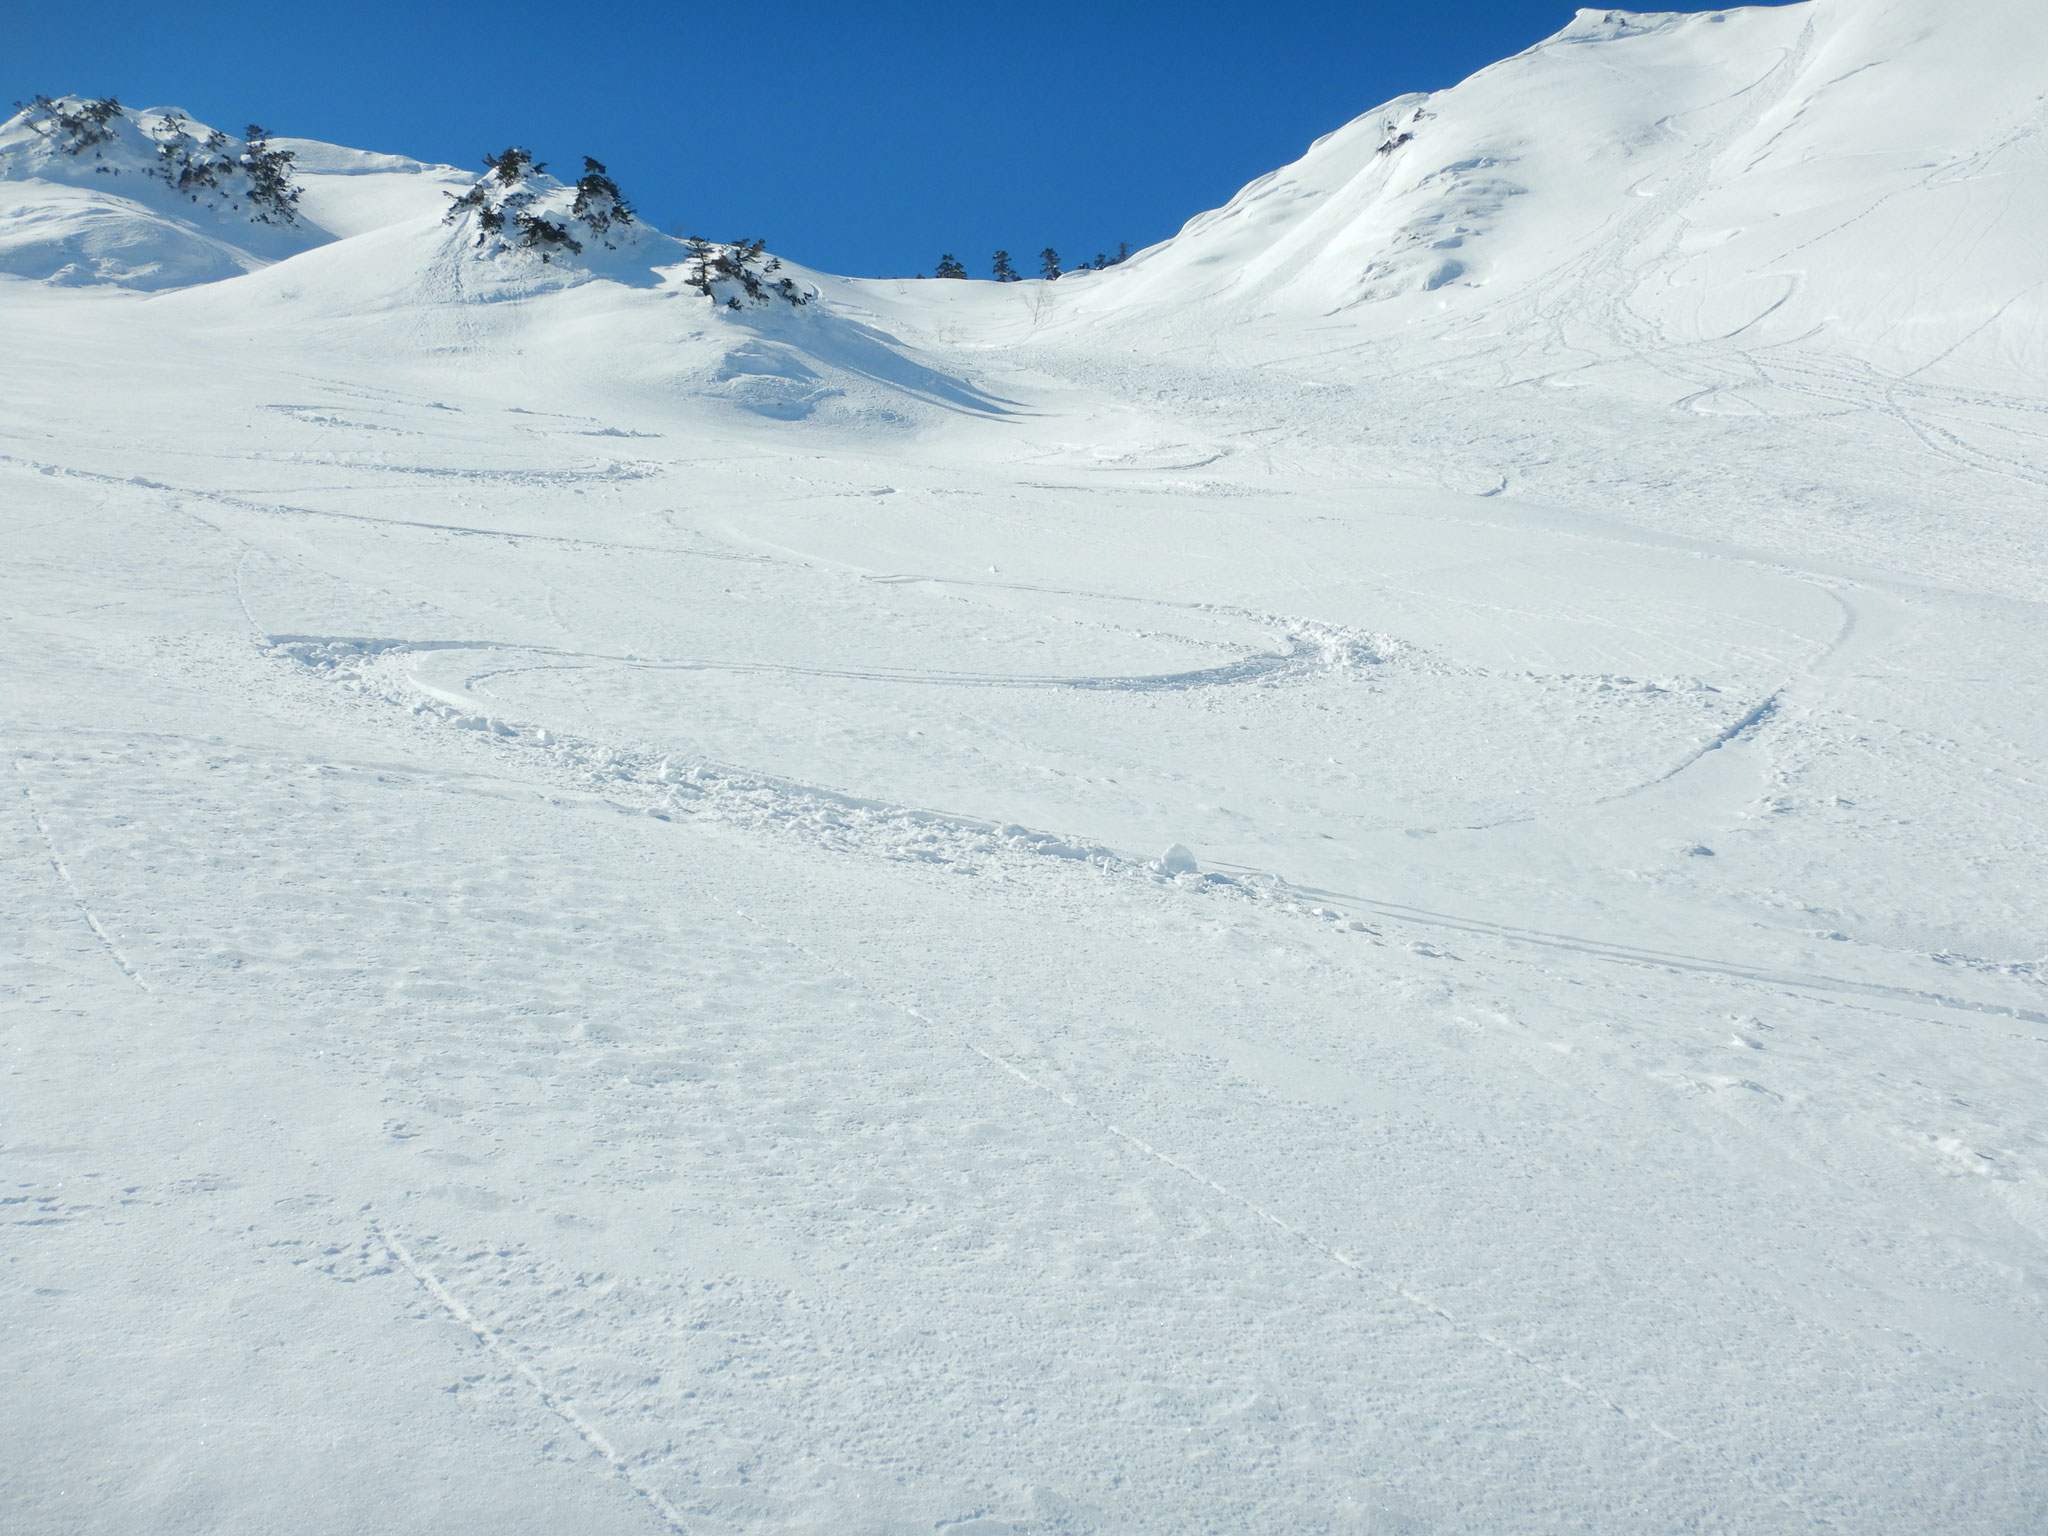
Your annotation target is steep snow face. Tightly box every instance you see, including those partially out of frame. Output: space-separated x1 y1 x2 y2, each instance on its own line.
1059 0 2046 384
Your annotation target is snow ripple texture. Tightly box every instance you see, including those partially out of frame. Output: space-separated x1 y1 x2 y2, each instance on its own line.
5 4 2048 1533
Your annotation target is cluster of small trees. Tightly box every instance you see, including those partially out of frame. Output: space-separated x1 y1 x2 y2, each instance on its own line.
16 94 122 157
931 243 1130 281
680 236 809 309
18 96 1116 304
237 127 300 223
570 157 633 239
151 112 235 195
151 113 301 224
14 95 303 225
444 147 638 261
441 146 807 307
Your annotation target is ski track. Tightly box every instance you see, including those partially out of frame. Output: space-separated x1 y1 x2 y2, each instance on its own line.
13 757 152 993
9 21 2048 1527
374 1225 691 1533
264 633 2048 1034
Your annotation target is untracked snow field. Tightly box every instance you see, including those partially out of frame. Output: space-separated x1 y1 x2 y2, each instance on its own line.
6 4 2048 1532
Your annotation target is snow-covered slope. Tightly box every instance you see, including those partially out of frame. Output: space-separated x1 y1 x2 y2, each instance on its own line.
0 97 462 286
0 99 1004 430
1049 0 2046 385
4 4 2047 1533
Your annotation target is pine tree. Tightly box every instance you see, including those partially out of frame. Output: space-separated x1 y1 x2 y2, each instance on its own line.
991 250 1018 282
934 253 968 280
1038 247 1062 280
443 183 488 228
239 125 301 225
513 211 582 261
684 236 716 294
484 147 540 184
571 156 636 244
714 238 767 303
446 151 541 247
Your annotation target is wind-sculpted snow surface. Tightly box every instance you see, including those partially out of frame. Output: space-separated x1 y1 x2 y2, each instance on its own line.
1041 0 2046 386
5 3 2048 1532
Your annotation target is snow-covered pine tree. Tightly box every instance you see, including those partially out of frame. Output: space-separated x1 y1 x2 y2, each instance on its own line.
442 180 504 237
444 148 576 260
683 237 714 294
1039 247 1062 279
149 113 236 199
715 237 766 302
934 253 968 279
683 236 716 294
681 236 810 308
238 125 301 225
513 210 582 260
485 146 540 183
571 156 635 245
992 250 1018 282
19 95 123 158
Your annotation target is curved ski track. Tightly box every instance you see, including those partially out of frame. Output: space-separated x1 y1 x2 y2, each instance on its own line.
265 630 2048 1036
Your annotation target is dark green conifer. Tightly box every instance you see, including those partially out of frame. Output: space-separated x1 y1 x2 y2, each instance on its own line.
684 236 716 294
571 156 635 243
22 95 123 156
484 147 539 183
239 125 301 225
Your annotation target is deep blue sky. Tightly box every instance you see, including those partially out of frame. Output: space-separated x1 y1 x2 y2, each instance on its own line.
9 2 1794 277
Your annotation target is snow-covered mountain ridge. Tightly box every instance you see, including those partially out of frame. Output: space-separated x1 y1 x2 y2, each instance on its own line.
9 0 2042 387
0 96 458 286
1029 0 2045 386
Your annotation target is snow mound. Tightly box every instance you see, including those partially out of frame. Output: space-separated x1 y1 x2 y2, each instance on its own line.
434 147 686 294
